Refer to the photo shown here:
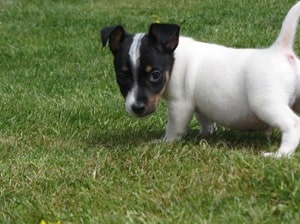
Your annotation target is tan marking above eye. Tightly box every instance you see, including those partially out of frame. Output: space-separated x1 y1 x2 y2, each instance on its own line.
122 66 129 72
145 65 153 73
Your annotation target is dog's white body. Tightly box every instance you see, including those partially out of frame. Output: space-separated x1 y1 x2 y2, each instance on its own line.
163 2 300 157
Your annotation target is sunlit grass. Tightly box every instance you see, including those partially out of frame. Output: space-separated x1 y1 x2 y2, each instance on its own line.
0 0 300 223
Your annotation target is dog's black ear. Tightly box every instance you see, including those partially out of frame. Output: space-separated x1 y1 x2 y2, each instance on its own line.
148 23 180 53
100 25 127 54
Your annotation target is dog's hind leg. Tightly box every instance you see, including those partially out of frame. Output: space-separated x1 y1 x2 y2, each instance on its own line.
264 126 273 143
195 113 216 136
254 105 300 158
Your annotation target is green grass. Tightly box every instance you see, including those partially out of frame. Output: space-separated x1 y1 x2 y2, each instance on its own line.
1 0 300 223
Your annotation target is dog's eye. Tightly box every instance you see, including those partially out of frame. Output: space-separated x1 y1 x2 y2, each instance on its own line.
149 70 162 83
116 72 128 84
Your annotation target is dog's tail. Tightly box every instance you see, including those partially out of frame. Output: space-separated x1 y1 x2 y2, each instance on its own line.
273 2 300 49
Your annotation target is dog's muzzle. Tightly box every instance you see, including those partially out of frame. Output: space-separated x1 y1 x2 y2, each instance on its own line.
127 101 155 117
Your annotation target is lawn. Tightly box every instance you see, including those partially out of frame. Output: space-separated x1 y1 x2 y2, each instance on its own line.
1 0 300 223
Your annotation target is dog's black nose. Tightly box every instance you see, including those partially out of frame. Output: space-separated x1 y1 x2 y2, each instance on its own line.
131 102 146 115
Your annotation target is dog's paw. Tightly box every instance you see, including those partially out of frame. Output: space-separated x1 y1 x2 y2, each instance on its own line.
262 152 276 158
163 136 181 143
262 151 291 158
163 131 185 142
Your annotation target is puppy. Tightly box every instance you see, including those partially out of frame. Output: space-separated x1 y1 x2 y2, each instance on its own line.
101 2 300 158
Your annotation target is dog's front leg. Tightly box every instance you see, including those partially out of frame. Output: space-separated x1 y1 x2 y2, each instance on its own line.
164 101 194 142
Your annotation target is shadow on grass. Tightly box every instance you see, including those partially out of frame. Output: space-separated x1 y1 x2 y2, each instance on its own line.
186 127 281 155
87 126 164 149
87 123 280 154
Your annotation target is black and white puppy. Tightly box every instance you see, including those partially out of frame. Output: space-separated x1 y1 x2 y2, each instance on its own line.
101 2 300 158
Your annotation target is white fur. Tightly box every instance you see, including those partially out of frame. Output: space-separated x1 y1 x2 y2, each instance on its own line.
126 85 138 115
129 33 145 74
163 2 300 158
126 33 145 115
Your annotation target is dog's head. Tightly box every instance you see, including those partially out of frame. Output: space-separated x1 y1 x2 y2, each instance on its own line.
101 23 180 117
